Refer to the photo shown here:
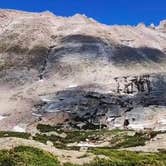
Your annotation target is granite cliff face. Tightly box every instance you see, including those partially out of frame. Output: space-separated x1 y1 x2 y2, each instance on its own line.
0 9 166 132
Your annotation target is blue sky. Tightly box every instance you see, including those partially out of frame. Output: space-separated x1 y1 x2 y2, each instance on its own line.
0 0 166 25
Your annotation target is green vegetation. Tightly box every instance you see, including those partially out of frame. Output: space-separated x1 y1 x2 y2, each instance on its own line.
0 146 60 166
110 131 158 148
63 159 111 166
35 124 159 150
90 148 166 166
37 124 63 133
0 131 31 139
0 125 160 151
33 130 102 149
0 126 165 165
0 146 165 166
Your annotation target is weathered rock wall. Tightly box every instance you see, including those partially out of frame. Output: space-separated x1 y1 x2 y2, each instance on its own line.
0 10 166 131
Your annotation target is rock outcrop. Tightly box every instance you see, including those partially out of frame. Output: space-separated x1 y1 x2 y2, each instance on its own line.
0 9 166 132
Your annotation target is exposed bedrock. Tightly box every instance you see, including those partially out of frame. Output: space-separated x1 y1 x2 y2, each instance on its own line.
1 34 166 86
33 73 166 131
0 10 166 131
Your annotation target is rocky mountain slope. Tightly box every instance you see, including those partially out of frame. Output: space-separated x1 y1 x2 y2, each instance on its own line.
0 9 166 132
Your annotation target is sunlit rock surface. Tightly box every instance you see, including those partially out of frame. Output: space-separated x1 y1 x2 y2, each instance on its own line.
0 9 166 131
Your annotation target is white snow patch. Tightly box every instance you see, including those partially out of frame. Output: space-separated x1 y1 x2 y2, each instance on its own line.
13 125 26 132
40 96 52 102
32 113 42 117
128 124 145 130
114 123 123 128
46 109 61 113
38 79 44 83
0 115 6 121
107 118 115 122
159 119 166 124
68 84 78 88
77 143 96 147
